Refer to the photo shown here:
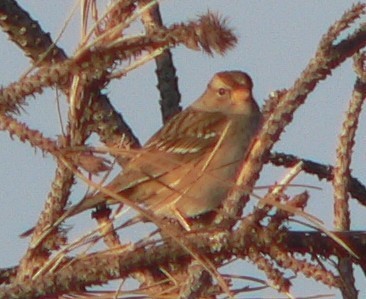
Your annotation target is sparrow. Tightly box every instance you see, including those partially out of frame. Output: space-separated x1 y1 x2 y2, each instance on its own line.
60 71 261 230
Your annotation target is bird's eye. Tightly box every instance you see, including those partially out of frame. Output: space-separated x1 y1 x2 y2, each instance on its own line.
217 88 228 96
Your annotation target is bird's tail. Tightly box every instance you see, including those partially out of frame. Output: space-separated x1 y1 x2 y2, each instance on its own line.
19 193 106 239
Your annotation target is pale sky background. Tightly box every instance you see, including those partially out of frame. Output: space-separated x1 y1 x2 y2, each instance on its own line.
0 1 365 298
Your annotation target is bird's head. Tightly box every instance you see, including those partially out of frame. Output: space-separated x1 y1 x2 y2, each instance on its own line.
192 71 259 115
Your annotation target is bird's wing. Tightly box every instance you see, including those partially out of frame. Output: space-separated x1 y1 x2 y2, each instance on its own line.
145 108 227 155
104 109 228 194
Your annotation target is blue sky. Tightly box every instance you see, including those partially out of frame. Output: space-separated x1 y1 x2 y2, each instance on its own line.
0 1 365 297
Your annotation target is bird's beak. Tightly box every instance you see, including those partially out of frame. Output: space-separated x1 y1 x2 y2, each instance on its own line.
232 87 251 103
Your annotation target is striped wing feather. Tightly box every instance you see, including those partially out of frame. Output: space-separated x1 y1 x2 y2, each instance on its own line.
106 108 228 193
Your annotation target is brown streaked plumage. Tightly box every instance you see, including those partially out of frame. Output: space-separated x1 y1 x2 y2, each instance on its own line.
66 71 261 229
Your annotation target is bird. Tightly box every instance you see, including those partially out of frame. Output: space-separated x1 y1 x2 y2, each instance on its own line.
35 71 262 234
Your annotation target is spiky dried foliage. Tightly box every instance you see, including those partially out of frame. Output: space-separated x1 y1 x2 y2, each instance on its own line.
1 1 366 298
